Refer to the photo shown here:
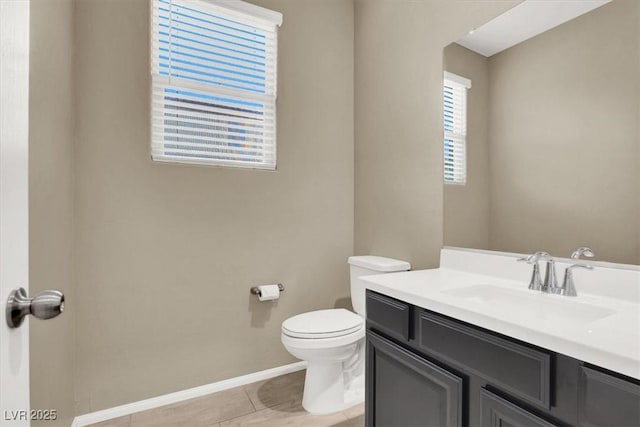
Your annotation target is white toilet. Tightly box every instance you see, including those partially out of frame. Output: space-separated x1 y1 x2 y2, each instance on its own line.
281 256 411 415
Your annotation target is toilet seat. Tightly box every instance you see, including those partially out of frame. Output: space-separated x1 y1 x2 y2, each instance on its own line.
282 309 364 339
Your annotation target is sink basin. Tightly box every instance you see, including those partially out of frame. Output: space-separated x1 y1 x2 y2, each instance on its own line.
443 284 616 324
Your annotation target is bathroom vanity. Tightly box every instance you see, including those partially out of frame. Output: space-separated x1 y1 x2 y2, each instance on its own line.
363 249 640 427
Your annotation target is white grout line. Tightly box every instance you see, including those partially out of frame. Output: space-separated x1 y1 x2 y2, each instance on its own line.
70 361 307 427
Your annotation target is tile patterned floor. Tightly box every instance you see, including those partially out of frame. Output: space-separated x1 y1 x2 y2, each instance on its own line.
88 370 364 427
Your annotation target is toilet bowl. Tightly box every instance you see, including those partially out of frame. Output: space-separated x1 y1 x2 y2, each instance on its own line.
281 256 410 415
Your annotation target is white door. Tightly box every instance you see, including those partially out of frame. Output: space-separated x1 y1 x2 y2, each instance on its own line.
0 0 31 425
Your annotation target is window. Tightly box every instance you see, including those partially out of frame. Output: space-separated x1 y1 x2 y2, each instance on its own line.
151 0 282 169
443 71 471 184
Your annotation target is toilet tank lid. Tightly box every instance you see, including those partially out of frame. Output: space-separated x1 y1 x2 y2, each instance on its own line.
348 256 411 272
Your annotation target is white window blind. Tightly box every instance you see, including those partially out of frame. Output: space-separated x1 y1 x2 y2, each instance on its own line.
443 71 471 185
151 0 282 169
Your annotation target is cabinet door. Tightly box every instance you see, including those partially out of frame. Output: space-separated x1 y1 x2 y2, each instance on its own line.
366 331 463 427
480 388 558 427
578 366 640 427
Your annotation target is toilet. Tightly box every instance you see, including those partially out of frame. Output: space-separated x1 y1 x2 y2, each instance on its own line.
281 256 411 415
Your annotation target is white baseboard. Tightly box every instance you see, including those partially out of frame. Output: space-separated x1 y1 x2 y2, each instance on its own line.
71 361 307 427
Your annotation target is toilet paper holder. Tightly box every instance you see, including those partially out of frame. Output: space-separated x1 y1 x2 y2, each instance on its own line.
250 283 285 297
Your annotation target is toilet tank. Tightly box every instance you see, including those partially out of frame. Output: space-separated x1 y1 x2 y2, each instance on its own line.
348 256 411 317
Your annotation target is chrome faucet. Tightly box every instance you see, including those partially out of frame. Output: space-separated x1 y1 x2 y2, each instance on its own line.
519 248 595 296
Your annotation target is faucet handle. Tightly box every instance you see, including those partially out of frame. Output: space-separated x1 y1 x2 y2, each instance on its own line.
571 247 595 260
518 251 551 264
517 252 548 291
561 263 594 297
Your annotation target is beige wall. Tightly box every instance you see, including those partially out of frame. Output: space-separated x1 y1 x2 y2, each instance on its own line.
488 0 640 264
73 0 354 412
443 44 490 250
354 0 519 269
29 0 76 425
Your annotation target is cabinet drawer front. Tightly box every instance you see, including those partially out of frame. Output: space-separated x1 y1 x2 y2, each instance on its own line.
366 291 410 341
417 310 552 409
480 388 558 427
578 366 640 427
367 330 463 427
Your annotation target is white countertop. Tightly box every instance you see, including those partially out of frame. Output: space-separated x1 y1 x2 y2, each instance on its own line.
362 251 640 380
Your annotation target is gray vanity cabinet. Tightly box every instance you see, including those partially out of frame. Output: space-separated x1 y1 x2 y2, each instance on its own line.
366 330 463 427
365 290 640 427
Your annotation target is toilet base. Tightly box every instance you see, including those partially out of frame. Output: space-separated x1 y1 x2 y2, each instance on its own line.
301 357 365 415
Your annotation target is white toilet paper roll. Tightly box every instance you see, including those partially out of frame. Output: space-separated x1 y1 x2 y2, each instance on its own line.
258 284 280 302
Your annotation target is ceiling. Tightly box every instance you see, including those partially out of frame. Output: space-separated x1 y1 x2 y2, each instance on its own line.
456 0 612 57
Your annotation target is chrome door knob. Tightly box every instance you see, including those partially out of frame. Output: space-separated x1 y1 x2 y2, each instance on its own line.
6 287 65 328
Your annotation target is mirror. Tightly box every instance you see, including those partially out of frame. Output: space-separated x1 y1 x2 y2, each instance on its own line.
443 0 639 265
